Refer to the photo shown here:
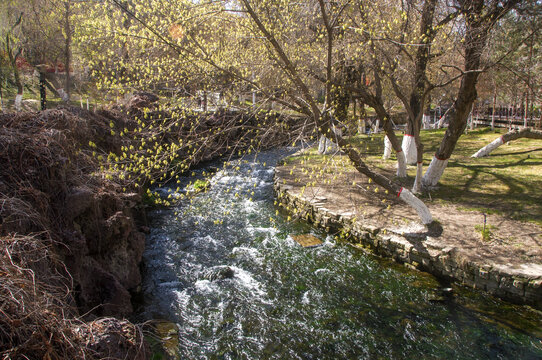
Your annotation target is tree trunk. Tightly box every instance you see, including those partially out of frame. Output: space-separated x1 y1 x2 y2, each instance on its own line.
7 41 23 111
13 70 23 112
402 134 417 164
64 0 72 102
412 162 424 194
383 136 392 159
422 0 494 188
242 0 433 224
40 72 47 110
375 106 407 177
471 128 542 157
524 92 528 128
373 119 380 133
412 117 425 193
491 87 496 130
399 0 437 167
318 122 342 155
358 119 366 134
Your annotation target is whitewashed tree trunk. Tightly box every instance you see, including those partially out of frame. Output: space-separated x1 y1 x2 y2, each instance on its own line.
241 0 433 226
383 136 392 159
471 128 542 158
318 125 342 155
358 119 366 134
401 135 417 165
14 94 22 111
422 114 431 129
396 150 407 178
57 88 69 102
421 156 449 188
398 187 433 224
318 135 327 154
412 162 423 193
373 119 380 133
471 136 504 158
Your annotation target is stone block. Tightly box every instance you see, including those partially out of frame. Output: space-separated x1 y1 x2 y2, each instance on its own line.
478 267 490 280
485 280 499 292
511 279 526 296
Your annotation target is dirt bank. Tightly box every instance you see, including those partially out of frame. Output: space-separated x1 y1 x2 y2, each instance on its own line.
0 105 149 358
0 93 310 358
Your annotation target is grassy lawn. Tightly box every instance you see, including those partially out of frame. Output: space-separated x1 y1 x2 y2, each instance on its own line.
290 128 542 225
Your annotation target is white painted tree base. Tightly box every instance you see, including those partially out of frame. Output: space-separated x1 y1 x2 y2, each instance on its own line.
358 119 366 134
398 187 433 224
15 94 23 111
57 88 69 102
422 114 431 129
402 135 417 165
396 151 407 178
422 157 448 188
373 120 380 133
412 162 423 193
318 135 326 154
317 126 342 155
471 136 504 158
383 136 392 159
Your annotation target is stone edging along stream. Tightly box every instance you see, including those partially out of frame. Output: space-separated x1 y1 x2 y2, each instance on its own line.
274 178 542 310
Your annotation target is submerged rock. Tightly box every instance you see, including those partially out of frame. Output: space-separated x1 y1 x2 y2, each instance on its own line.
179 239 195 251
202 265 235 281
428 287 454 303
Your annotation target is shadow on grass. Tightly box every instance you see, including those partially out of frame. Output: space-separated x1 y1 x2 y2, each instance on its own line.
488 148 542 157
447 158 541 170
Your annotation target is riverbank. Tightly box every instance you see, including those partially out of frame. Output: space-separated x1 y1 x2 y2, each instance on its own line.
0 94 308 358
274 143 542 309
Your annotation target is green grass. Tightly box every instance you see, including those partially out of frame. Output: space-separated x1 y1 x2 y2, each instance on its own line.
474 224 496 242
288 128 542 225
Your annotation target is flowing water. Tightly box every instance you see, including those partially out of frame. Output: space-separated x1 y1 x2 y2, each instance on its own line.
140 148 542 359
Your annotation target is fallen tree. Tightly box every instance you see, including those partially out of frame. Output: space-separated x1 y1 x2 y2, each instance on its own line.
471 128 542 157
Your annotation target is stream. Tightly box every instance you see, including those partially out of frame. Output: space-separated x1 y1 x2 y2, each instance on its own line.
139 147 542 359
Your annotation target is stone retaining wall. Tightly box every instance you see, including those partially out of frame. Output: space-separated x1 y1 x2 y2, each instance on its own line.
274 179 542 309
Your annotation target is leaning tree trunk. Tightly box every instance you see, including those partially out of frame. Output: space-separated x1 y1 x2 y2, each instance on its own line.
471 128 542 157
330 116 432 224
